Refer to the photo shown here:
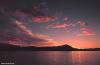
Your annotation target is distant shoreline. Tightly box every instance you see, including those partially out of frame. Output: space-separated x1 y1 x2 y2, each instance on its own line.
0 43 100 51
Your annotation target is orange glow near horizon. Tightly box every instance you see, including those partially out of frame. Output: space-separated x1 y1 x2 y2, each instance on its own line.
37 37 100 49
62 37 99 49
48 35 100 49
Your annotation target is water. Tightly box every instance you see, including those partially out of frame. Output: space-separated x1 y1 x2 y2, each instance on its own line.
0 51 100 65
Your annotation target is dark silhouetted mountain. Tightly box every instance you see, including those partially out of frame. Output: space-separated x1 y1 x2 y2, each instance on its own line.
0 43 21 50
0 43 100 51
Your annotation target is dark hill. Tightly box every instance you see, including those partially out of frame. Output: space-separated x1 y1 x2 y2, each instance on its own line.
0 43 100 51
0 43 21 50
0 43 76 51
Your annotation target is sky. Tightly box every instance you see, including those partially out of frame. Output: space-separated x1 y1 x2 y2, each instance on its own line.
0 0 100 48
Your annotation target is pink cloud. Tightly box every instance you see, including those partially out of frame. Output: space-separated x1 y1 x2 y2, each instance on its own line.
77 21 87 27
80 27 90 31
47 23 70 29
77 30 96 36
63 17 68 21
32 16 56 23
15 20 34 37
15 20 52 39
13 11 28 18
78 26 96 36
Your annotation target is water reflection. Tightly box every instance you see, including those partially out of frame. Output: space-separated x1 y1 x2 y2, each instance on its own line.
31 51 100 65
71 51 100 65
0 51 100 65
71 51 82 65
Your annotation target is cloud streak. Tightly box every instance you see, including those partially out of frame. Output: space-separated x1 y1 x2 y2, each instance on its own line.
77 30 96 36
78 27 96 36
13 19 57 46
15 20 35 37
47 23 70 29
77 21 87 27
32 16 56 23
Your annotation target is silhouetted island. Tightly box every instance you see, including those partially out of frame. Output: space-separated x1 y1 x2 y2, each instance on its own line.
0 43 100 51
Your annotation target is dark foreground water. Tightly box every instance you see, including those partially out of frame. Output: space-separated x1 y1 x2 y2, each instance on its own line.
0 51 100 65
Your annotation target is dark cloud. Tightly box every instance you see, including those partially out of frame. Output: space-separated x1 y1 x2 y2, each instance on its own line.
0 0 47 17
0 0 15 7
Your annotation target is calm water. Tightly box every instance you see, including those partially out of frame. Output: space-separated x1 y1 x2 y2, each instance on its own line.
0 51 100 65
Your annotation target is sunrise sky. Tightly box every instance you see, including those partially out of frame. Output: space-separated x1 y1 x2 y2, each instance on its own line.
0 0 100 48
